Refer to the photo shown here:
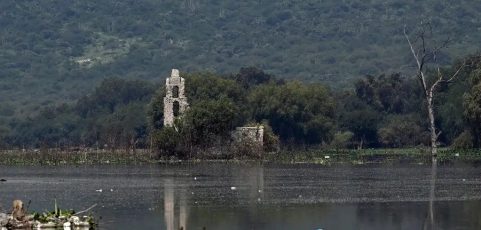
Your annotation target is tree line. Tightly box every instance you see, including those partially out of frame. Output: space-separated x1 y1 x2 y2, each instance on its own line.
2 57 481 155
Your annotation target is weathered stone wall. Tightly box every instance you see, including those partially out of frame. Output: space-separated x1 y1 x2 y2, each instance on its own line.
233 126 264 146
164 69 189 127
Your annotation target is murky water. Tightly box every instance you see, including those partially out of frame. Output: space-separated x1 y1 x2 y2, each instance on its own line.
0 163 481 229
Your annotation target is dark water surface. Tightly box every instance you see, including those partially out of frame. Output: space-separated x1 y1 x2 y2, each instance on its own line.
1 163 481 230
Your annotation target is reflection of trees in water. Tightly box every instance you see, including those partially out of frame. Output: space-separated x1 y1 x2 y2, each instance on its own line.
232 163 266 203
246 164 264 202
161 164 266 229
230 164 266 226
163 178 189 230
157 164 481 229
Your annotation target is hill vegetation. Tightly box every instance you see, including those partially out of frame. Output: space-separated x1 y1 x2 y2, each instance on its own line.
2 0 481 124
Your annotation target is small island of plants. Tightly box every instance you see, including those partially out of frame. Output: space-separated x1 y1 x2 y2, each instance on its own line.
0 200 96 230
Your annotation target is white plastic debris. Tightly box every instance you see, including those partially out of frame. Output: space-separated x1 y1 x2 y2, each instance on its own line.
95 189 102 192
70 216 80 224
324 155 330 159
455 153 460 157
230 186 237 190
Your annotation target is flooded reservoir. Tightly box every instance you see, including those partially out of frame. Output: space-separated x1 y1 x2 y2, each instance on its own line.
1 163 480 229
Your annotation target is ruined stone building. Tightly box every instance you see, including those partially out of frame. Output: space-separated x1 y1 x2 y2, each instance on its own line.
233 126 264 146
164 69 189 127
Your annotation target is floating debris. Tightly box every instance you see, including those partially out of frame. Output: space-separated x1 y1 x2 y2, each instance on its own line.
0 200 96 230
0 179 6 182
230 186 237 190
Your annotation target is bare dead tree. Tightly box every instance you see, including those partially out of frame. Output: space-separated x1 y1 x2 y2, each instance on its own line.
403 24 465 158
404 24 466 230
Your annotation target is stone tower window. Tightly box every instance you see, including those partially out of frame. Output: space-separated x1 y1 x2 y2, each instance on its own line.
173 101 180 117
172 86 179 98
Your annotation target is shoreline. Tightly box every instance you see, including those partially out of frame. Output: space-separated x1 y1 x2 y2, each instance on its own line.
0 148 480 166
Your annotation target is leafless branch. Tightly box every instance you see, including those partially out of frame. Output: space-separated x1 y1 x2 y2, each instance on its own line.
75 204 97 215
404 26 421 69
445 62 465 83
404 25 429 97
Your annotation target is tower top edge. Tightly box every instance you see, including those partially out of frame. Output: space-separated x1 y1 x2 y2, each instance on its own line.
171 69 180 78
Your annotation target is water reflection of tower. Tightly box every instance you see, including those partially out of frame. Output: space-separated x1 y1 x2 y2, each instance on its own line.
163 178 189 230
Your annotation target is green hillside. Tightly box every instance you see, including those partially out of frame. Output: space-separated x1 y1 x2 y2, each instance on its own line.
1 0 481 121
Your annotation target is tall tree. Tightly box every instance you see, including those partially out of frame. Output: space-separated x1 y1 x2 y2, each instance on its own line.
403 25 465 157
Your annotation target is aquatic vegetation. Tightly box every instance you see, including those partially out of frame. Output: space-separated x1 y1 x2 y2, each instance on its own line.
0 149 157 166
0 147 480 166
1 200 96 229
264 148 481 165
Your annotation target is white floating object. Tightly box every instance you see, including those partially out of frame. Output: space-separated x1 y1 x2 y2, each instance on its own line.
70 216 80 224
462 179 466 182
230 186 237 190
324 155 330 159
110 189 114 192
258 189 262 193
95 189 103 192
455 153 460 157
194 177 197 180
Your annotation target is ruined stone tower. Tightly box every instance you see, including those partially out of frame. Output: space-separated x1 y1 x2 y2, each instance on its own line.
164 69 189 127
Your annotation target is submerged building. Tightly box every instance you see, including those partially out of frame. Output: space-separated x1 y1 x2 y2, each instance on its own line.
163 69 189 127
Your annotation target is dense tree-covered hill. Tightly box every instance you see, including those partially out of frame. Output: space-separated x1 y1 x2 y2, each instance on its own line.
1 0 481 122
